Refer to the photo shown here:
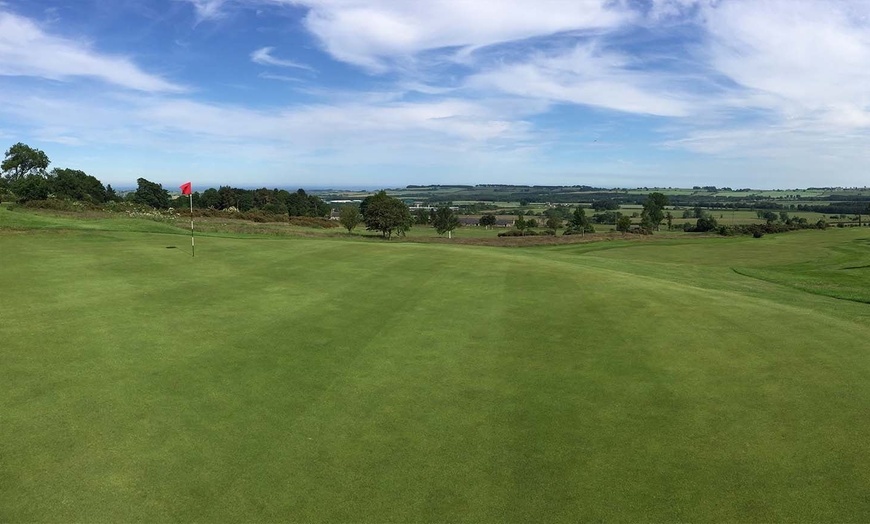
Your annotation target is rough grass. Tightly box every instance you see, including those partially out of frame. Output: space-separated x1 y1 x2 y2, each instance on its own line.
2 208 870 521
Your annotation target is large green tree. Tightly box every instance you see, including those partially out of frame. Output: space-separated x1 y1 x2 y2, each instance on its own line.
479 213 496 229
339 205 361 233
361 190 412 239
132 178 170 209
287 189 329 218
642 192 669 231
432 206 460 237
11 175 50 202
50 168 107 203
2 143 50 181
545 214 562 232
567 206 594 234
616 214 632 233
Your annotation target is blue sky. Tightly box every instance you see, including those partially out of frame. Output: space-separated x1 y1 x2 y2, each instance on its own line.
0 0 868 189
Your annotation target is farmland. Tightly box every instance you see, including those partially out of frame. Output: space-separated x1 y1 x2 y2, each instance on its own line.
2 205 870 521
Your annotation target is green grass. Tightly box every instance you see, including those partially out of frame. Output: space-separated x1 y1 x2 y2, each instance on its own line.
3 208 870 521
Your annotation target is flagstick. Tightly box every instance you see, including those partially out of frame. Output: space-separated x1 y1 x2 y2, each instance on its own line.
189 193 195 258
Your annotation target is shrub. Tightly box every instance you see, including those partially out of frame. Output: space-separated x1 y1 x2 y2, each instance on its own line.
22 198 106 212
288 216 339 229
498 229 544 237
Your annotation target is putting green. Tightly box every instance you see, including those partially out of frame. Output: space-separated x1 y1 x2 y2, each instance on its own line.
2 214 870 521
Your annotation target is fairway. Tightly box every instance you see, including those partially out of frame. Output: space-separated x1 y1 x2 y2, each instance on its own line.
3 217 870 521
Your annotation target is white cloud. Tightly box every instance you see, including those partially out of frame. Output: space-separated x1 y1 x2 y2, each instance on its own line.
251 47 315 71
184 0 229 20
0 11 185 92
467 44 697 117
702 0 870 125
284 0 632 71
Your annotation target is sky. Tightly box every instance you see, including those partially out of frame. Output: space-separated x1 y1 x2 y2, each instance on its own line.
0 0 868 189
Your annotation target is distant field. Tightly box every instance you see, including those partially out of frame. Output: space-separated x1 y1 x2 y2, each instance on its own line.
3 207 870 521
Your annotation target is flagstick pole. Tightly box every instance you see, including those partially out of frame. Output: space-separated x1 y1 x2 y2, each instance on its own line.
189 193 195 258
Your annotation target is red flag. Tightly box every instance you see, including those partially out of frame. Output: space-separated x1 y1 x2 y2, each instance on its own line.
180 182 192 195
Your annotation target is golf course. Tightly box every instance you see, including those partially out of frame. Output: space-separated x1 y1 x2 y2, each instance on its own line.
2 205 870 521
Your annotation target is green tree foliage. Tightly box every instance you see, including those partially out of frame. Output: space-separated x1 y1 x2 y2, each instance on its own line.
694 215 719 232
286 189 329 217
591 199 620 211
236 190 255 212
200 188 220 209
514 214 527 233
414 208 430 225
361 190 412 239
252 188 274 208
105 184 120 202
543 206 572 220
432 206 460 236
642 192 669 230
2 143 50 181
339 205 361 233
217 186 238 210
545 214 562 231
12 175 50 202
566 206 594 234
132 178 170 209
49 168 107 203
593 211 619 224
479 213 496 228
616 214 632 232
759 210 778 224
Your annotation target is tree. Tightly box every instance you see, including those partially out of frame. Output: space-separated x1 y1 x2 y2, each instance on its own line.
2 143 50 181
414 208 430 225
545 214 562 232
286 189 312 216
105 184 120 202
432 206 460 237
217 185 238 210
479 213 496 229
592 200 620 211
49 168 107 203
694 215 719 232
665 211 674 231
515 214 527 234
132 178 170 209
567 206 594 234
616 214 631 233
642 192 669 230
200 188 220 208
11 175 50 202
286 188 330 217
361 190 412 239
339 205 361 233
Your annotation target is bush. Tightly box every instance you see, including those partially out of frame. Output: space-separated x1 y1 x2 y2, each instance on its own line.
288 216 339 228
22 199 98 212
498 229 544 237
